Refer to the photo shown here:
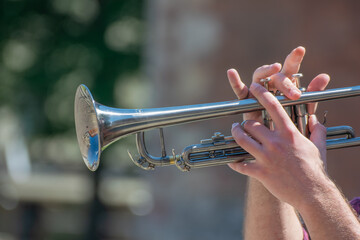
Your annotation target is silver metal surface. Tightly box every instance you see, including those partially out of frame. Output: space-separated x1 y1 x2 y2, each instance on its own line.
74 85 101 171
179 127 360 170
260 77 274 130
74 84 360 171
294 87 309 136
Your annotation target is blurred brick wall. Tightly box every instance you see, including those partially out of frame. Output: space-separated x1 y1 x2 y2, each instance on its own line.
140 0 360 239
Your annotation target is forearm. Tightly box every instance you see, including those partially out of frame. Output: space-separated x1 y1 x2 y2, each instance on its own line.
297 177 360 240
244 177 303 240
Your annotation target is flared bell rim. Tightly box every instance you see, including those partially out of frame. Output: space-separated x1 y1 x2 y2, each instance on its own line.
74 84 101 171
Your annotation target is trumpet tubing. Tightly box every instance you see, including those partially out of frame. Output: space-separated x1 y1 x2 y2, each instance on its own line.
74 84 360 171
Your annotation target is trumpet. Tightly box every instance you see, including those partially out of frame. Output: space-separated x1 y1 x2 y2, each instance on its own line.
74 83 360 172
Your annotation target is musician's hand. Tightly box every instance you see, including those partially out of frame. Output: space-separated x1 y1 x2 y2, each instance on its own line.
227 46 330 121
229 82 328 209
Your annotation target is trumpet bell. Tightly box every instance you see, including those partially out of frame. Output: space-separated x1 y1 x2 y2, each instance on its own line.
74 84 101 171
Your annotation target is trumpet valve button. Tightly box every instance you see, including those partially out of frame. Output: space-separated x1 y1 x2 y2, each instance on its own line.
200 132 225 144
260 77 272 91
212 132 225 141
292 73 303 78
292 73 303 88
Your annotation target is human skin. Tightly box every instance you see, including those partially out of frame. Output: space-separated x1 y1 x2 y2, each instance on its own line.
227 46 330 240
227 48 360 239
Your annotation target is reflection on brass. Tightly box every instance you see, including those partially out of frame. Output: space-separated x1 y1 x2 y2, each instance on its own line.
74 83 360 172
88 128 98 137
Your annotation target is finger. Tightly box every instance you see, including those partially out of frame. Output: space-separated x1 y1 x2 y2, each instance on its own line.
249 63 281 122
253 63 282 84
228 69 263 121
249 83 296 132
241 120 273 145
227 69 249 99
309 115 327 154
307 74 330 92
227 69 260 121
232 122 264 159
281 46 306 78
228 161 262 178
306 74 330 114
309 115 327 169
270 73 301 100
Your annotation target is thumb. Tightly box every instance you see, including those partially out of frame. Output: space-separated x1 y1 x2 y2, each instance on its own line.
309 115 327 159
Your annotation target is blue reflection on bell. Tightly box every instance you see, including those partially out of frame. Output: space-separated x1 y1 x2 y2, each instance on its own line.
88 133 99 167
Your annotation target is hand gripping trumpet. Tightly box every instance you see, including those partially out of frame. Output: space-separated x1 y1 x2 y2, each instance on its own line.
74 77 360 172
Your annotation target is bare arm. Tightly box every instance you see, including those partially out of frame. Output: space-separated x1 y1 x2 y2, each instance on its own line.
298 176 360 240
244 178 303 240
227 47 306 240
227 47 332 239
230 81 360 240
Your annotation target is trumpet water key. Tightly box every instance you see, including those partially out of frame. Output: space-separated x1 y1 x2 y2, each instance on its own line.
74 82 360 172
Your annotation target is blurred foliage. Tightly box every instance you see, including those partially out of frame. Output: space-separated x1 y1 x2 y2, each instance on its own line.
0 0 144 137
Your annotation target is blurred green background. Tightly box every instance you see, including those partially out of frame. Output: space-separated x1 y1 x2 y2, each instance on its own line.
1 0 145 239
1 0 144 135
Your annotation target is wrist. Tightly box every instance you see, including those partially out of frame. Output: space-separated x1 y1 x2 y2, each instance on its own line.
295 176 339 213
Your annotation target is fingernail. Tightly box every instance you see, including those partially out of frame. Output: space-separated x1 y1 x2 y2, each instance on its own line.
240 120 247 129
297 46 305 51
227 69 234 74
309 114 318 124
232 122 239 130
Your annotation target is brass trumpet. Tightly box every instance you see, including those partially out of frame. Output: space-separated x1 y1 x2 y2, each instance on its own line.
74 83 360 172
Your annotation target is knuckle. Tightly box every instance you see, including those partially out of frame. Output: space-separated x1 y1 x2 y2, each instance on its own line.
286 132 299 145
250 82 263 94
253 65 269 79
266 138 283 152
281 125 298 139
